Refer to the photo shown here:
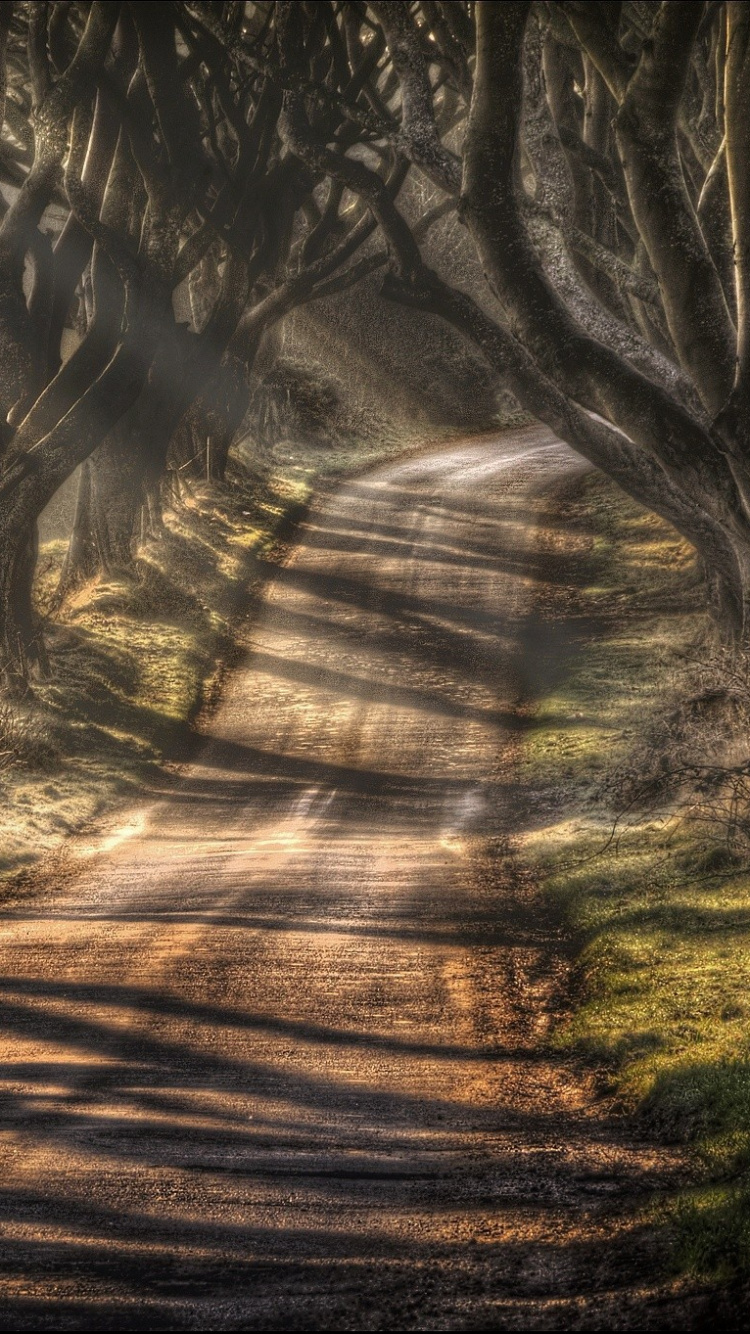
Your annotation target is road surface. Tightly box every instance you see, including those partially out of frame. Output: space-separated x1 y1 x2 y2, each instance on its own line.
0 427 703 1329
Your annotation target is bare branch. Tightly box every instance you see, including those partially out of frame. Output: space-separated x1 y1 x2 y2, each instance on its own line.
27 2 51 108
369 0 462 195
560 1 633 101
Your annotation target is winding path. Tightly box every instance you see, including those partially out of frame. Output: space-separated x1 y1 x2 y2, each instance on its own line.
0 427 703 1329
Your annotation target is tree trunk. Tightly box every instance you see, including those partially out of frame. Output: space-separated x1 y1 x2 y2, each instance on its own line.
90 431 144 576
54 461 98 604
56 427 146 596
0 515 48 693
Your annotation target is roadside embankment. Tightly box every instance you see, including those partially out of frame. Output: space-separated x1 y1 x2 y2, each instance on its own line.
519 469 750 1299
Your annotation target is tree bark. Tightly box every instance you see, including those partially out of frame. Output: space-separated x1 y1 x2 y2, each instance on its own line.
54 461 98 604
0 510 50 692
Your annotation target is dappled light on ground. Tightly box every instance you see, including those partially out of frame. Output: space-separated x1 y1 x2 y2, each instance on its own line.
0 430 708 1329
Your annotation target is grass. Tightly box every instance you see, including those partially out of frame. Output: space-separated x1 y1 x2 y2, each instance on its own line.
3 427 441 889
518 470 750 1290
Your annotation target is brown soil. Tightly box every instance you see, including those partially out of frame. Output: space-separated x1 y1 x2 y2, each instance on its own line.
0 427 713 1329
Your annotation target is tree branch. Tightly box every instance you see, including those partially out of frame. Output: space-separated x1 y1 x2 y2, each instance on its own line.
463 2 749 550
615 0 736 413
560 0 633 101
369 0 462 196
725 1 750 401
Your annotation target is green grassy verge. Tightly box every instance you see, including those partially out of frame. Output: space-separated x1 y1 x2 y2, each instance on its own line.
2 429 435 889
520 471 750 1288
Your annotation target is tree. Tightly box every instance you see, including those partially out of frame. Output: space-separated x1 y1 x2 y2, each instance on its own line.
4 1 750 693
0 1 416 689
284 0 750 640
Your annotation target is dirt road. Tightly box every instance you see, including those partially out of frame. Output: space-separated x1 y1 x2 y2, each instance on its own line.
0 427 706 1329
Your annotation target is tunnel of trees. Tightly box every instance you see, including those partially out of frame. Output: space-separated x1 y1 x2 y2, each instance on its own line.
0 0 749 691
